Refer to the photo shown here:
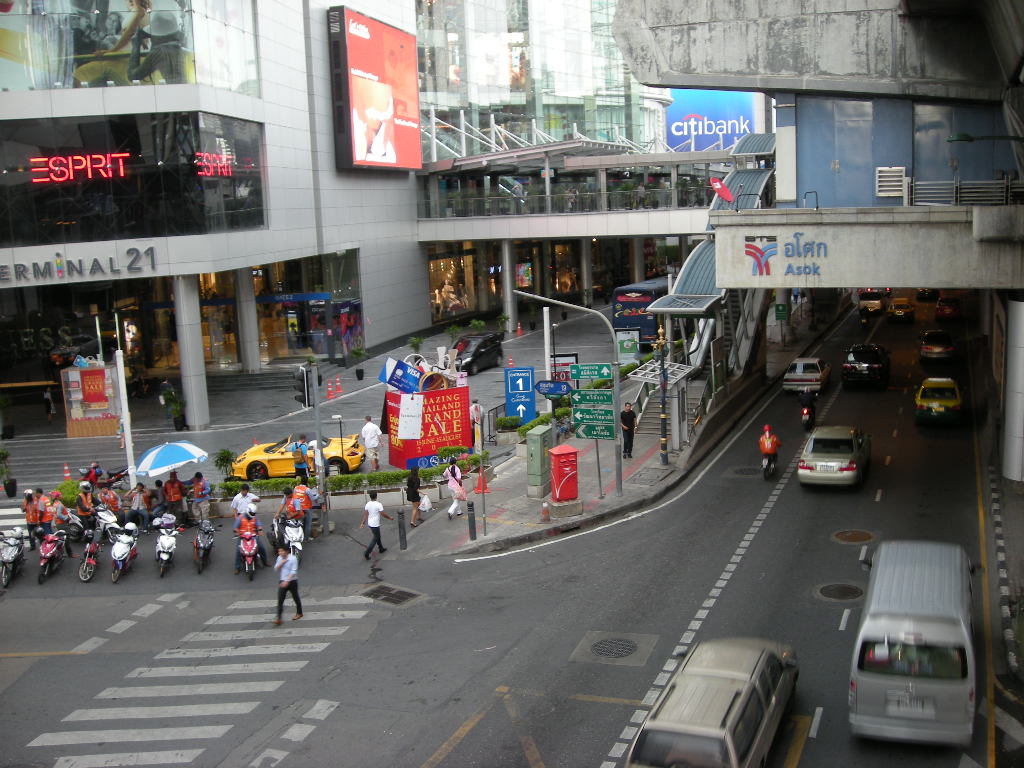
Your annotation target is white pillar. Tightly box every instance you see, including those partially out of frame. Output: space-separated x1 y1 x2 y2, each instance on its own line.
173 275 210 430
579 237 593 308
630 238 645 283
234 267 260 374
1003 298 1024 481
501 239 517 335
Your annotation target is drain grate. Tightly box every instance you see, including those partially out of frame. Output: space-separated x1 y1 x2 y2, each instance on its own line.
630 468 673 485
362 584 421 606
818 583 864 601
833 529 874 544
591 637 639 658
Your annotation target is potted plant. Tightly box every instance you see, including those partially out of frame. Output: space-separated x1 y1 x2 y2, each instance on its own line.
164 388 187 431
407 336 424 356
214 448 237 480
0 447 13 498
0 393 12 440
495 416 521 446
351 346 367 380
446 323 464 347
496 312 510 339
468 318 486 332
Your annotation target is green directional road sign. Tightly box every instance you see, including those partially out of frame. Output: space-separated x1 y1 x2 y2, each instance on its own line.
569 362 614 380
572 407 614 425
569 389 613 406
576 423 615 440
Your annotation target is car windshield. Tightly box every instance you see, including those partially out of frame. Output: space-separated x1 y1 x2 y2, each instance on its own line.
857 641 967 679
265 438 289 453
631 728 729 768
922 386 957 399
456 338 481 353
892 302 910 309
809 437 854 455
847 350 881 364
922 332 952 345
860 291 882 301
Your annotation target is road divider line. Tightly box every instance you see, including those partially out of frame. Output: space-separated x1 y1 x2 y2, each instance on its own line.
105 620 136 634
157 593 183 602
839 608 851 631
0 649 88 658
874 489 883 502
303 699 340 720
783 715 811 768
885 455 891 466
53 749 204 768
420 698 496 768
132 603 163 618
71 637 108 654
64 702 259 721
29 725 232 747
126 661 307 678
96 681 283 698
808 706 823 738
281 723 316 742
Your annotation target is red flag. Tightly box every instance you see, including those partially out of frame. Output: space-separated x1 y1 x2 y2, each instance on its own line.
710 177 733 202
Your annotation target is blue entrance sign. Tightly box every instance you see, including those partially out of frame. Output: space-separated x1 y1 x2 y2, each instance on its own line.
505 367 537 424
535 380 572 397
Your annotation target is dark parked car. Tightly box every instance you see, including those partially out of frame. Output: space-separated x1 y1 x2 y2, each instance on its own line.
919 329 957 362
48 334 103 368
453 332 503 375
935 296 963 321
841 344 890 388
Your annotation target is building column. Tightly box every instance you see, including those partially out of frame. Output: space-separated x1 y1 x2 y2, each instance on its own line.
579 237 593 308
173 275 210 430
234 267 260 374
541 241 553 296
501 239 516 335
630 238 645 283
597 169 608 212
1003 297 1024 481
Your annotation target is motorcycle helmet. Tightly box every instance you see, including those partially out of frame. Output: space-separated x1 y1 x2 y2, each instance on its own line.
245 504 257 519
124 522 139 535
79 481 92 493
763 424 771 432
23 489 33 497
10 526 23 539
49 490 61 499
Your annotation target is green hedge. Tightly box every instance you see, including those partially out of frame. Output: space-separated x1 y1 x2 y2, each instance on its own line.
496 416 521 430
56 479 80 507
218 477 298 497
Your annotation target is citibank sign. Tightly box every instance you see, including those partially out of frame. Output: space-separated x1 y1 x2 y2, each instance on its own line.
0 247 158 285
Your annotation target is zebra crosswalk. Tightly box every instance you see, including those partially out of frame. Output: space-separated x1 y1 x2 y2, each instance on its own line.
25 591 378 767
0 505 27 532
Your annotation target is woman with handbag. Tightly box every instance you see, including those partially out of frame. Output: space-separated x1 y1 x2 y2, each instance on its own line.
443 457 466 520
407 467 423 527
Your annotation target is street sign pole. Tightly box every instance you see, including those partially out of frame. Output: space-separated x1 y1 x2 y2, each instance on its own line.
515 290 622 497
594 439 604 499
311 362 329 536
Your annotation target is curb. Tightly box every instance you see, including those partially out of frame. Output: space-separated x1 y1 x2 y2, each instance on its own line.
991 467 1022 680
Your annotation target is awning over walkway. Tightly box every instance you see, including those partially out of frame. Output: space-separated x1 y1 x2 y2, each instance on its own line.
424 138 636 174
731 133 776 157
709 168 775 211
647 239 722 317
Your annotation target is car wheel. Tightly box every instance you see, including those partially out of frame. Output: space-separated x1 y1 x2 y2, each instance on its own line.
328 458 349 476
246 462 269 481
468 361 479 376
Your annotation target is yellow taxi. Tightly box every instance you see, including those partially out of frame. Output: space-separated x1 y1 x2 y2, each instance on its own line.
230 435 365 480
886 298 915 323
914 377 963 425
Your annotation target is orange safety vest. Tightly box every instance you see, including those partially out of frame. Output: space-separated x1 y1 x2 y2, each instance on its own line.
23 498 40 525
77 492 94 517
759 433 780 455
293 485 313 512
39 497 55 524
100 488 120 512
164 481 183 503
237 516 258 536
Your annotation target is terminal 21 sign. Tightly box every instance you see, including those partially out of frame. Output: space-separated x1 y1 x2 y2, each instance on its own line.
744 234 829 278
0 247 158 286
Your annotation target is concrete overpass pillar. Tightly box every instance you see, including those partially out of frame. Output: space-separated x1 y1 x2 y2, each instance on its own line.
1003 298 1024 481
501 239 517 336
579 238 593 308
630 238 645 283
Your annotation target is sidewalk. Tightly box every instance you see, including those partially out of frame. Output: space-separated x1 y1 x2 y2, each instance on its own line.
342 300 827 561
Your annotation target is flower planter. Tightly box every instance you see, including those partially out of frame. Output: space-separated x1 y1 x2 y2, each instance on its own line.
496 430 520 446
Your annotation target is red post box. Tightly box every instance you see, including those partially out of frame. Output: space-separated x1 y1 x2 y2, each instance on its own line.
549 443 579 502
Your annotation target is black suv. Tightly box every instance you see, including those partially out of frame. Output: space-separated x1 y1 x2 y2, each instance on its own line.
453 332 503 375
841 344 890 388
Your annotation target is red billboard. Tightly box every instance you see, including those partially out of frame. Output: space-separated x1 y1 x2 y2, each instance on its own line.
328 7 421 172
385 387 472 469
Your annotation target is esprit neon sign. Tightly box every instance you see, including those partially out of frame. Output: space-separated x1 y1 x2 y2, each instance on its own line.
29 152 131 184
195 152 233 177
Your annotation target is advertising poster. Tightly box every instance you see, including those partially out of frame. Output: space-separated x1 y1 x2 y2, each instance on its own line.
397 393 424 440
385 387 472 469
329 7 421 171
79 367 108 407
665 90 759 152
616 329 641 363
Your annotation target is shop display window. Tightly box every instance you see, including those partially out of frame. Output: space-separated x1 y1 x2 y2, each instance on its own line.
428 251 478 323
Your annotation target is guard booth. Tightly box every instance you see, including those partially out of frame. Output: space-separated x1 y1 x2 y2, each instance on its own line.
627 358 694 450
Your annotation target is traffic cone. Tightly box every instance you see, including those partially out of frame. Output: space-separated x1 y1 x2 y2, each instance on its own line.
335 375 342 394
253 438 258 446
516 321 523 337
474 466 491 494
541 501 550 522
327 382 334 399
63 463 71 481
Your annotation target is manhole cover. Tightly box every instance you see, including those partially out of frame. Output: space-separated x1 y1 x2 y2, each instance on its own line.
833 529 874 543
362 584 420 606
818 583 864 601
734 467 761 476
591 637 639 658
631 468 673 485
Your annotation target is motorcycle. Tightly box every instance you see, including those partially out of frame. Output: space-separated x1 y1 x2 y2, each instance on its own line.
801 405 816 432
236 531 261 581
77 528 105 582
93 504 120 542
110 526 139 583
275 515 304 561
64 509 86 542
155 516 184 577
194 519 215 574
1 528 26 587
762 453 777 480
78 466 130 491
38 530 69 584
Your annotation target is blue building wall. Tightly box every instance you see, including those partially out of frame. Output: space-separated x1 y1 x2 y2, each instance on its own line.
795 95 1013 208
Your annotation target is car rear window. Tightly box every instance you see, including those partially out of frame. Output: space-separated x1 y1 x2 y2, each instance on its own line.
860 292 883 301
922 332 952 345
847 350 881 364
922 387 957 399
810 438 853 454
787 362 819 374
857 641 967 679
631 728 729 768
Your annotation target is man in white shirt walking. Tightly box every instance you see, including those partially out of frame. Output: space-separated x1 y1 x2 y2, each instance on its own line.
360 415 383 471
272 546 302 625
360 490 392 560
230 484 261 519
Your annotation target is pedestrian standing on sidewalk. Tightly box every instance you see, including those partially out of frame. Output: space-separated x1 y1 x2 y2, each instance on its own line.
191 472 211 523
360 490 391 559
272 546 302 625
42 387 56 422
469 399 483 452
620 402 636 459
407 467 422 527
360 416 383 471
442 457 466 519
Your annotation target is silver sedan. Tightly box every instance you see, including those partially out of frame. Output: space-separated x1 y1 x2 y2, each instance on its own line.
798 425 871 487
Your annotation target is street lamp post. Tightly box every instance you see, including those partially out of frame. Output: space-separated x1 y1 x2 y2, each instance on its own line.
656 324 669 466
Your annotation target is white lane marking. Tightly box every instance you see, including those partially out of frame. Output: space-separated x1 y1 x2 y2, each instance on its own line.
205 611 367 625
96 682 283 698
29 725 231 746
157 593 183 602
133 603 163 618
619 726 638 741
53 749 205 768
126 661 307 678
858 545 867 563
303 700 340 721
959 754 983 768
884 455 891 466
65 702 259 721
891 429 898 438
72 637 108 654
181 627 350 642
809 706 823 738
874 489 883 502
281 723 316 742
608 742 628 758
156 643 330 659
227 596 372 609
176 601 191 610
897 406 904 415
629 710 647 724
106 620 136 634
996 706 1024 746
248 749 289 768
839 609 851 631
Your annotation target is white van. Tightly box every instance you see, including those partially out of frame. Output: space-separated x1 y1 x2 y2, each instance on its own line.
848 540 976 746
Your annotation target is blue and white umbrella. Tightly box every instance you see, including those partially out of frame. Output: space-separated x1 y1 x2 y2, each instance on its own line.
135 441 209 477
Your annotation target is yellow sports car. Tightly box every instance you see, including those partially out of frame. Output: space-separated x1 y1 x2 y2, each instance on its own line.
230 435 365 480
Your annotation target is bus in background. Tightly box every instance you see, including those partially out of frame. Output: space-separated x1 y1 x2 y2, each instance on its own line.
612 276 669 346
